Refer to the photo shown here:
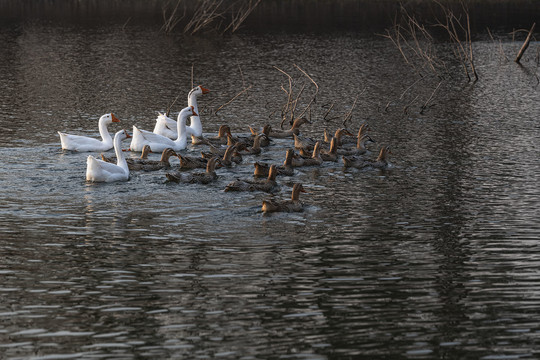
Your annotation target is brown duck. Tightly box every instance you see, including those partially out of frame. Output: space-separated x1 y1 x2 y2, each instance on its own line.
291 142 323 167
270 117 310 139
191 125 232 146
342 145 391 169
337 134 376 156
225 164 279 193
253 149 295 177
166 157 220 184
101 144 152 170
262 183 307 213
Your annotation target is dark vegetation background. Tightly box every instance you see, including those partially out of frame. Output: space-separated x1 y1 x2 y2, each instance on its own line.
1 0 538 35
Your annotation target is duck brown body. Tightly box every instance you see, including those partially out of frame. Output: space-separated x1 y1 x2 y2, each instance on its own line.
225 165 279 193
166 157 220 184
342 146 391 169
262 183 307 213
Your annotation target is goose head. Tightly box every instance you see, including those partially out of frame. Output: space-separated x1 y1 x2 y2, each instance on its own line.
102 113 120 124
189 85 211 98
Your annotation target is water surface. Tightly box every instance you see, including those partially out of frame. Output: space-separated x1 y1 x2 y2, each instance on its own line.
1 21 540 360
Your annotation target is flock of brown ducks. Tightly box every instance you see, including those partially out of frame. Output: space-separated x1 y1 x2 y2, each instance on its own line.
102 116 391 214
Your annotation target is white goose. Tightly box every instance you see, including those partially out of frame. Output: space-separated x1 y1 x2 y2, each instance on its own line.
153 85 210 139
130 106 196 153
58 113 120 151
86 129 131 183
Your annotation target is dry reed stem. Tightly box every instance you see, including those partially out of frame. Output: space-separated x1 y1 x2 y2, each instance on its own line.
323 102 335 121
273 65 294 128
184 0 224 35
516 23 536 63
214 84 252 115
222 0 262 34
293 64 319 119
420 80 443 114
161 0 185 34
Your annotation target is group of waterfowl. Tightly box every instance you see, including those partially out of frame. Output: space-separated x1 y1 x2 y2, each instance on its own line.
58 85 391 213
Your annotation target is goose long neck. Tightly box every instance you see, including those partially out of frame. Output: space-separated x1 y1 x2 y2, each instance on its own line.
188 90 202 134
98 116 113 145
114 134 128 171
175 110 189 147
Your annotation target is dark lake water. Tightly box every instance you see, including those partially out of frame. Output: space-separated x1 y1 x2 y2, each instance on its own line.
1 14 540 360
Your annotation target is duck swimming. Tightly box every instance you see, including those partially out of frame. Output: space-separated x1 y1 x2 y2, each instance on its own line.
262 183 307 213
58 113 120 152
191 124 231 146
291 142 323 167
165 157 220 184
337 134 375 156
225 164 279 193
342 145 391 169
253 149 295 177
269 117 310 139
133 148 178 171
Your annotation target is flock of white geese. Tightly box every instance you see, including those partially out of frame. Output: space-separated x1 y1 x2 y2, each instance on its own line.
57 85 391 213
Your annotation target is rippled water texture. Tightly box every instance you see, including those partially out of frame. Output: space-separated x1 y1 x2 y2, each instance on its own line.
1 19 540 360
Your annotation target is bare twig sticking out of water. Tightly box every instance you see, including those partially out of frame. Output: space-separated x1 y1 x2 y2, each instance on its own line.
381 1 478 82
293 64 319 120
191 64 194 89
290 83 306 123
420 80 443 114
273 66 294 129
214 85 252 115
384 76 423 112
165 92 183 117
487 27 509 63
342 89 365 126
122 17 131 32
515 23 536 63
161 0 185 34
403 94 421 115
323 102 335 122
434 1 478 81
238 65 246 89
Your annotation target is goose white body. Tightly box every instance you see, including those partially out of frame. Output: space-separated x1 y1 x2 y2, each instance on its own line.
86 130 130 182
152 85 209 139
130 106 195 153
58 113 120 152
